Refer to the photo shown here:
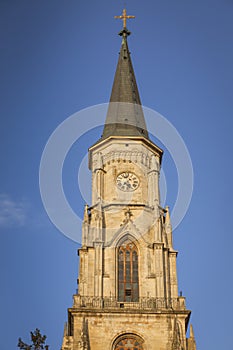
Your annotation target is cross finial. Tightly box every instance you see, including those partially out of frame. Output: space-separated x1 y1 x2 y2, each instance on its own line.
115 8 135 29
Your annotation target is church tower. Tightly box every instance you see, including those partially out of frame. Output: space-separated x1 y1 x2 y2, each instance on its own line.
61 9 197 350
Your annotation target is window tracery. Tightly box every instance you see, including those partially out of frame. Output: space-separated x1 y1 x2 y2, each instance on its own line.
113 334 143 350
118 241 139 302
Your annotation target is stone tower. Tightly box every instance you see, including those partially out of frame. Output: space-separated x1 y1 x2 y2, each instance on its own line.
61 9 197 350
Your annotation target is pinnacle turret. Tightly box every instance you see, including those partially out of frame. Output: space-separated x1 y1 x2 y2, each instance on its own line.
187 324 197 350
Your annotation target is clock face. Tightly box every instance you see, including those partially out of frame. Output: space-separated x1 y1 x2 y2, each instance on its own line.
116 172 139 192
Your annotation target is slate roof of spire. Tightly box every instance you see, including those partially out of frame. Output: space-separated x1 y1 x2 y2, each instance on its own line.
101 28 149 140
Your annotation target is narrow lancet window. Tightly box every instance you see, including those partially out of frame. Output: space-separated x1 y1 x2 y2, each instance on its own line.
118 241 139 302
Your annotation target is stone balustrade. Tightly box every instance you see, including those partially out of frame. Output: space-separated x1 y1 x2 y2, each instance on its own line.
73 295 186 311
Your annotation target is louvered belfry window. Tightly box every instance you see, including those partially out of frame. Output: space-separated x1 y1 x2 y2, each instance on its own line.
118 241 139 302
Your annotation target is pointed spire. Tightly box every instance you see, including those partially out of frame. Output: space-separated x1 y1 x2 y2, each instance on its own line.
101 9 149 140
165 205 172 232
187 324 197 350
190 324 195 339
83 204 89 223
165 206 171 226
165 206 173 247
63 322 68 337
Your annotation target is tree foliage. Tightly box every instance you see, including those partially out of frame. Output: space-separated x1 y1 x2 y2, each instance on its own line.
18 328 49 350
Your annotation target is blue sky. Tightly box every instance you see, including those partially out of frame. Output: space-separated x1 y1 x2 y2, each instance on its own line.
1 0 233 349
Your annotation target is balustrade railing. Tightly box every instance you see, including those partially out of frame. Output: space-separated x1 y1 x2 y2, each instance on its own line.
73 295 186 311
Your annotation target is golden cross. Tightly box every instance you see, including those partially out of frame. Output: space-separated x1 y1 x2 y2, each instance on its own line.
114 8 135 29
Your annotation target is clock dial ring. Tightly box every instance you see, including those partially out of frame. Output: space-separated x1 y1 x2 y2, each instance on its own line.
116 172 139 192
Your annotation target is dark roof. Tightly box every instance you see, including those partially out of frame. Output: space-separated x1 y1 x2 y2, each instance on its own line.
101 29 149 140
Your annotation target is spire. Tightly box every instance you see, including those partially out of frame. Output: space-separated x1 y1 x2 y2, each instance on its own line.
190 324 195 339
187 324 197 350
165 206 171 227
101 9 149 140
165 206 173 248
83 204 89 223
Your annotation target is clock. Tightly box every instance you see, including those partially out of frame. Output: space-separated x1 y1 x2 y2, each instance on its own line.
116 172 139 192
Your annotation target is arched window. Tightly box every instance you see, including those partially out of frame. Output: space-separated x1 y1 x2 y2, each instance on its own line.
113 334 143 350
118 241 139 302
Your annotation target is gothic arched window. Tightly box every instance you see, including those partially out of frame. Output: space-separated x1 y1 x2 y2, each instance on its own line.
118 241 139 302
113 334 143 350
